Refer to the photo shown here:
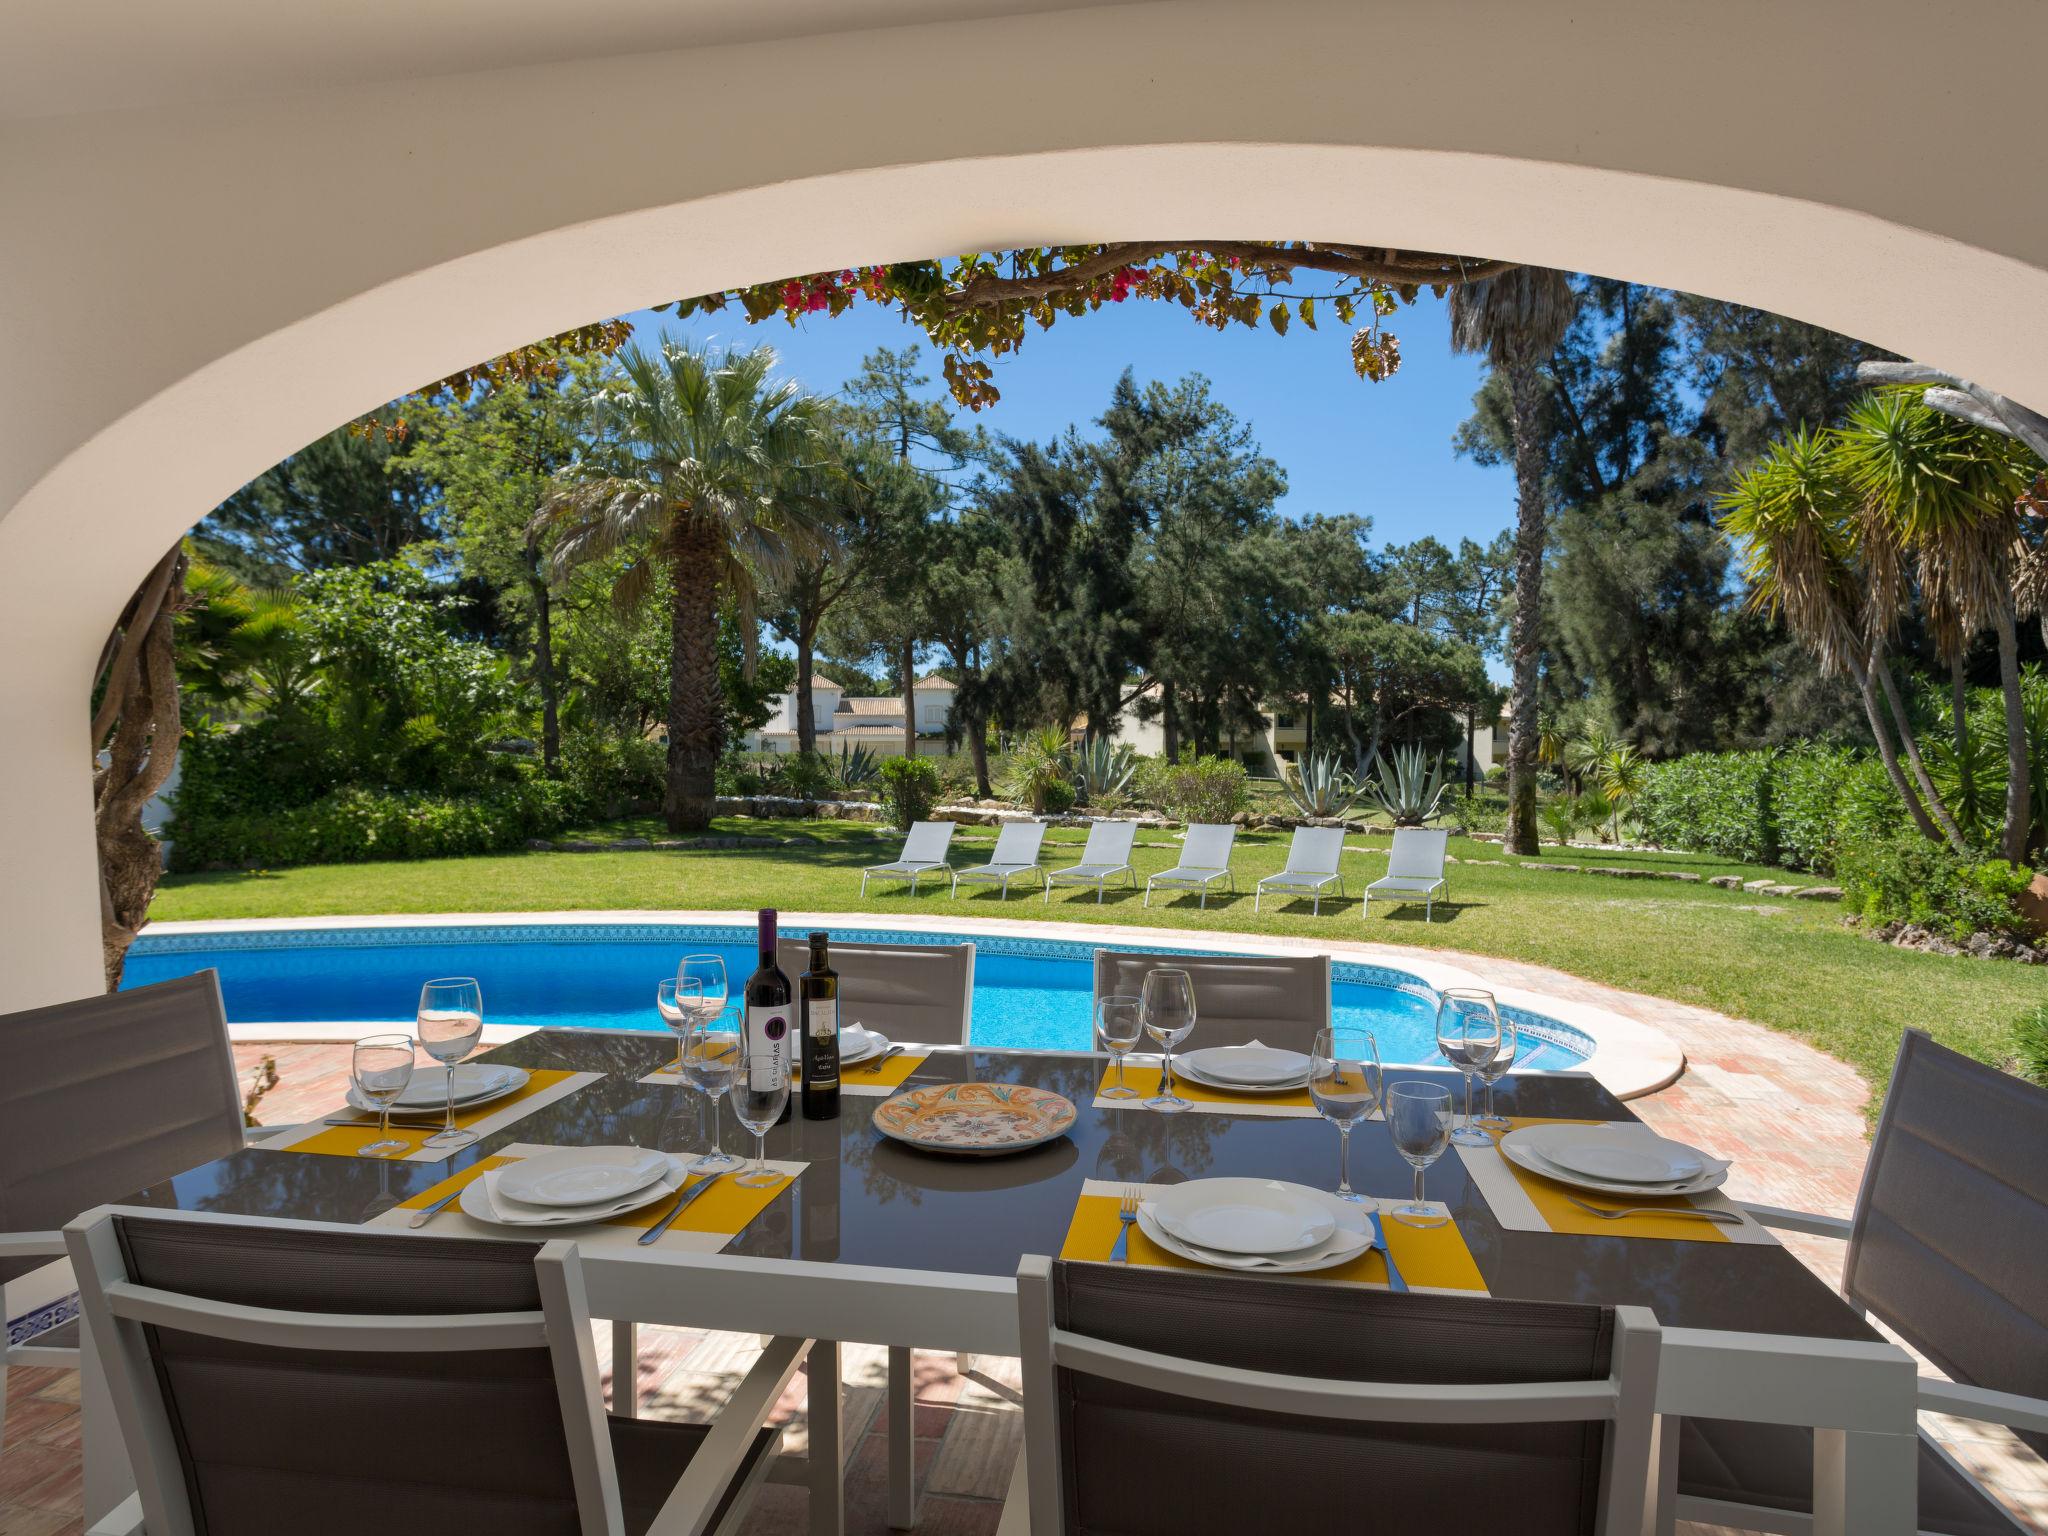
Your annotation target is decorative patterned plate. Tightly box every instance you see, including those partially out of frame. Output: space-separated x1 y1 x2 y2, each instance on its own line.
873 1082 1078 1157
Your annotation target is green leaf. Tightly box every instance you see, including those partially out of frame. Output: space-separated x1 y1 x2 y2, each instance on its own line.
1269 302 1290 337
1298 296 1317 330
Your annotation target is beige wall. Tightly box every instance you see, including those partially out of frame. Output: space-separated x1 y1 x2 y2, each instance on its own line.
5 0 2048 1005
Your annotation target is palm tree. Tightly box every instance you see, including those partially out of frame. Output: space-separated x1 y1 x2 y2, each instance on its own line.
1449 267 1577 855
540 341 834 831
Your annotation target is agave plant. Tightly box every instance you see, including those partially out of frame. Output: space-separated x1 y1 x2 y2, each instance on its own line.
1366 744 1449 826
834 742 881 791
1070 737 1137 806
1280 750 1359 818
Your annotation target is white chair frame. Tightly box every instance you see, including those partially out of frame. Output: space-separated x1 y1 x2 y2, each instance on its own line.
1363 826 1450 922
861 820 955 896
1043 821 1140 904
950 821 1049 900
65 1208 801 1536
1007 1255 1661 1536
1254 825 1349 914
1143 823 1238 908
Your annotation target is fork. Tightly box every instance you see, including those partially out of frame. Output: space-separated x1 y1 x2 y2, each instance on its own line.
1107 1187 1141 1262
1564 1194 1743 1226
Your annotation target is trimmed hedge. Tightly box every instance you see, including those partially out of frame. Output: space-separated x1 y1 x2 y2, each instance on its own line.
1635 746 1906 874
1838 832 2035 941
168 781 570 871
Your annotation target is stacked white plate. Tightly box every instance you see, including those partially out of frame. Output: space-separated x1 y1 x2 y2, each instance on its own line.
1497 1124 1729 1198
1175 1045 1312 1095
840 1025 891 1068
348 1063 529 1119
459 1146 688 1227
1137 1178 1376 1273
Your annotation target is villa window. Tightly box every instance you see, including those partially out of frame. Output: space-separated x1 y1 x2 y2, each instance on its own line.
922 704 946 726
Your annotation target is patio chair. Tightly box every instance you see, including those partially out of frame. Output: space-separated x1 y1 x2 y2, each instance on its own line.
1006 1256 1660 1536
775 937 974 1046
0 972 261 1457
861 819 955 896
1253 824 1348 913
1093 948 1329 1052
1659 1028 2048 1536
65 1209 798 1536
1362 826 1450 922
1043 819 1140 904
1143 822 1237 908
950 819 1049 900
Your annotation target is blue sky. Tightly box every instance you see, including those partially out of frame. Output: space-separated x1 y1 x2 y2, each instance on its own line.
621 289 1515 551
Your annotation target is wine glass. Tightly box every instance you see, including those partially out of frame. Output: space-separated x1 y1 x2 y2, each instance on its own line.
730 1048 790 1189
684 1008 743 1173
1475 1014 1520 1130
678 953 728 1026
350 1033 417 1159
657 976 704 1074
1435 987 1501 1148
1386 1081 1453 1228
416 977 483 1151
1096 994 1144 1100
1140 968 1197 1115
1310 1026 1382 1203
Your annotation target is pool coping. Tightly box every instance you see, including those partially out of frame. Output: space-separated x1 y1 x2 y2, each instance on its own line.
137 909 1686 1101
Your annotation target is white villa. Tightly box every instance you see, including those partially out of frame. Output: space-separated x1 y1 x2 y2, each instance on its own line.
746 674 958 756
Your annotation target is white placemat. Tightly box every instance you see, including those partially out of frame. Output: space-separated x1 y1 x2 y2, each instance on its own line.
1455 1127 1778 1245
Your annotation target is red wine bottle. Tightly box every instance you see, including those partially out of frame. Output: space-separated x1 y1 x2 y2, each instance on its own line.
799 931 840 1121
744 908 793 1124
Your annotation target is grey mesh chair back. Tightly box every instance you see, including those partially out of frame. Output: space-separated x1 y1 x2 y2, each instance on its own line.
1092 948 1329 1051
1016 1257 1657 1536
0 972 243 1284
778 938 974 1045
1843 1029 2048 1456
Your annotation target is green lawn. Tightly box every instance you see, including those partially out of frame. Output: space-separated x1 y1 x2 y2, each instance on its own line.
151 820 2040 1110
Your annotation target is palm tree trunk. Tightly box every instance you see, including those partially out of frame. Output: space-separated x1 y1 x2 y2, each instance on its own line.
1503 360 1548 856
527 539 560 777
1161 683 1179 763
794 614 818 757
967 708 992 797
1846 649 1942 845
664 528 724 832
1951 652 1968 757
1870 647 1973 854
1991 601 2032 864
901 638 916 761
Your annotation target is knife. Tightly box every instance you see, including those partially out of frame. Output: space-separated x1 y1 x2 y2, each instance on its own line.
1368 1211 1409 1292
637 1171 724 1246
407 1183 469 1228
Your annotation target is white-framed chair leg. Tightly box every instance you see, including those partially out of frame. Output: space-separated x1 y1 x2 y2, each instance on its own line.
887 1345 917 1531
1649 1414 1681 1536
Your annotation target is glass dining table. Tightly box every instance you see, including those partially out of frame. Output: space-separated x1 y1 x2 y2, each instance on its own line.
88 1029 1911 1534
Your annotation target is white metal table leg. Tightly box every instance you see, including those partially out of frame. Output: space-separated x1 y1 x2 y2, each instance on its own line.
611 1318 637 1417
80 1308 136 1529
810 1338 844 1536
887 1344 918 1530
1812 1426 1916 1536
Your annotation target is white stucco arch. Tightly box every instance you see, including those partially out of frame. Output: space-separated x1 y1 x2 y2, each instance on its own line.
6 0 2047 1007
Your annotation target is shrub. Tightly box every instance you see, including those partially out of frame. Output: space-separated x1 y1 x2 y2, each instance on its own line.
1634 751 1776 864
1772 746 1904 875
778 751 837 801
1837 832 2034 942
2016 1003 2048 1088
1038 777 1078 814
1138 755 1250 824
877 755 941 830
558 732 664 821
168 780 569 871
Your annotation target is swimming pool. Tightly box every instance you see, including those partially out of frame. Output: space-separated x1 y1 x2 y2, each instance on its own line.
123 922 1596 1069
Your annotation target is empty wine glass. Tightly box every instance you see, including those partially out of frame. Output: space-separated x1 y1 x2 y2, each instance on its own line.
1386 1081 1453 1228
1435 987 1501 1148
350 1033 417 1159
1096 994 1144 1100
1140 968 1197 1115
1310 1027 1382 1203
1475 1015 1520 1131
678 953 728 1024
730 1048 790 1189
657 976 704 1074
416 977 483 1151
684 1008 742 1173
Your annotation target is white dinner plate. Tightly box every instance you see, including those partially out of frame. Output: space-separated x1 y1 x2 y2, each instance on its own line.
1529 1127 1706 1185
840 1027 890 1066
349 1064 528 1117
496 1146 672 1207
1498 1128 1729 1199
1137 1183 1373 1274
1173 1059 1310 1095
460 1156 688 1227
1179 1045 1312 1086
1147 1178 1338 1255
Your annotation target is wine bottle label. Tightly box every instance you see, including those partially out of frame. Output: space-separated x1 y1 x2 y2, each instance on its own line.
748 1005 790 1090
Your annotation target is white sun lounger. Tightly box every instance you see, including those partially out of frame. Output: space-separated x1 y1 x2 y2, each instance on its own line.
861 819 955 896
950 819 1050 899
1044 819 1140 903
1144 822 1238 908
1255 824 1348 914
1363 826 1450 922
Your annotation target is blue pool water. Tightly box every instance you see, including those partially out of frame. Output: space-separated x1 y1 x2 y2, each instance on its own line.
123 922 1594 1069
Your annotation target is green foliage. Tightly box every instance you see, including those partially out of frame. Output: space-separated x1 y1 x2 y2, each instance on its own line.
170 780 568 872
1772 746 1905 873
558 733 665 822
1634 752 1777 865
778 751 837 800
1838 833 2034 942
834 743 882 791
1005 727 1074 814
1038 777 1078 814
1281 751 1360 819
1366 744 1449 826
1070 738 1138 806
1137 755 1250 824
877 755 941 830
1539 797 1577 847
2016 1003 2048 1089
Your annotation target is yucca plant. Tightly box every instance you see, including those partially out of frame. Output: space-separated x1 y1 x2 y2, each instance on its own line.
1366 744 1449 826
1006 726 1075 814
834 742 881 791
1539 797 1577 849
1071 737 1137 806
1281 750 1359 818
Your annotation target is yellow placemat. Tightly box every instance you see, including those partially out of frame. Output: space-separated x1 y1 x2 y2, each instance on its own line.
1097 1063 1320 1117
1464 1117 1743 1245
387 1143 803 1247
276 1069 594 1161
839 1050 929 1092
1058 1181 1486 1294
